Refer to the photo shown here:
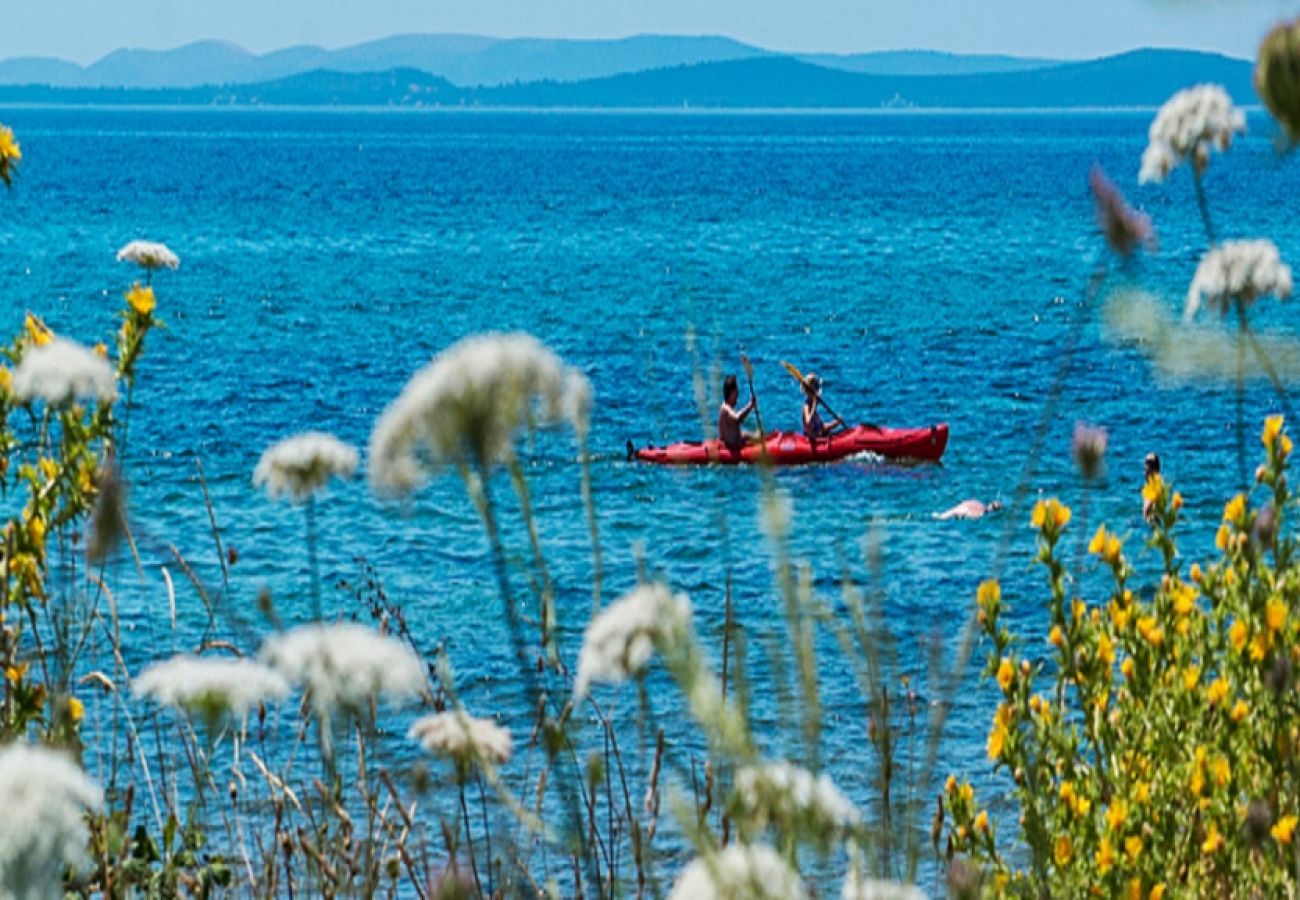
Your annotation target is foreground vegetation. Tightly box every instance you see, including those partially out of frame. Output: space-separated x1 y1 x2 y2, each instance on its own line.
4 16 1300 898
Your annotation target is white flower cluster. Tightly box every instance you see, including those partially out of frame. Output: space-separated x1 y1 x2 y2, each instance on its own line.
260 622 427 714
134 655 289 720
409 711 513 767
368 332 591 494
668 843 807 900
116 240 180 270
1185 239 1293 319
13 337 117 405
732 761 862 843
253 431 359 502
574 583 693 699
0 743 103 900
1139 84 1245 184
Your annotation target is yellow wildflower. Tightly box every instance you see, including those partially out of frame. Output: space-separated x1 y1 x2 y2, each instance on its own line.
1206 678 1229 705
1171 581 1196 616
1127 880 1143 900
1223 493 1246 522
1230 699 1249 723
1054 834 1073 868
126 282 156 316
1172 491 1184 511
92 342 108 359
1182 666 1200 691
1098 632 1115 667
1059 780 1076 805
1216 523 1231 551
1190 562 1203 582
1121 657 1135 680
1251 632 1270 662
68 697 84 722
1210 756 1230 788
0 366 10 396
1264 414 1285 448
1096 837 1115 874
945 774 957 794
24 313 52 347
1229 620 1248 652
974 810 989 833
987 705 1012 761
1125 835 1143 863
996 657 1015 692
1133 781 1150 804
1141 474 1165 507
5 662 28 684
1267 598 1287 633
1032 498 1071 531
1106 798 1128 832
1201 824 1223 854
959 781 974 805
1150 885 1166 900
1110 599 1131 630
1049 625 1065 648
0 125 19 186
1136 616 1164 647
1072 598 1085 624
1272 815 1298 844
977 579 1001 610
1285 434 1295 456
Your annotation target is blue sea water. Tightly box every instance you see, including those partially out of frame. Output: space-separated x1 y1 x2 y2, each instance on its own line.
2 106 1300 891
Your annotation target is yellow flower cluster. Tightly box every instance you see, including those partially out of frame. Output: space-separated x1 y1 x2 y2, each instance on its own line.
944 417 1300 895
0 124 19 187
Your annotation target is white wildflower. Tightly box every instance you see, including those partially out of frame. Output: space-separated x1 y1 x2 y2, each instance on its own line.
116 240 180 270
134 655 289 722
1185 239 1293 319
0 743 103 900
1138 84 1244 184
13 337 117 405
409 711 513 768
732 761 862 848
668 843 807 900
368 332 591 495
261 622 427 714
254 431 359 502
574 583 693 699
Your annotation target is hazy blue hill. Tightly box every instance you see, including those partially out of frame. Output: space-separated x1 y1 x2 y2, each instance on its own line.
434 35 765 85
477 48 1254 108
0 56 83 86
0 33 766 89
83 40 260 88
801 49 1056 76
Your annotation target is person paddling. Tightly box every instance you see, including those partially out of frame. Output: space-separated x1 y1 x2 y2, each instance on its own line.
718 373 756 454
801 373 844 440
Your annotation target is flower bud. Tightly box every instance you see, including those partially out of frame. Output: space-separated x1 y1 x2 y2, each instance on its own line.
1072 421 1110 481
1255 503 1279 547
1257 17 1300 142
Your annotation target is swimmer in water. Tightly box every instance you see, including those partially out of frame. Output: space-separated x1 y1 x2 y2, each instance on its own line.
936 499 1003 521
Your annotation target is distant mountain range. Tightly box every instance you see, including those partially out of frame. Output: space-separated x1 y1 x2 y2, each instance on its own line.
0 48 1256 110
0 34 1063 90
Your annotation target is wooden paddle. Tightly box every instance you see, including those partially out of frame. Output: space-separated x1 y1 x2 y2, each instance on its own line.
739 353 766 440
780 359 877 431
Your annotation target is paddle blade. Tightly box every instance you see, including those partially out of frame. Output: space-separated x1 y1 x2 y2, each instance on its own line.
780 360 806 385
740 353 754 381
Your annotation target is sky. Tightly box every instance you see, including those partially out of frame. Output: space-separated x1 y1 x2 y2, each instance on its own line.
2 0 1295 64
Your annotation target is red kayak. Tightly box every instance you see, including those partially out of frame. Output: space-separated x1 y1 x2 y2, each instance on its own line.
631 423 949 466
